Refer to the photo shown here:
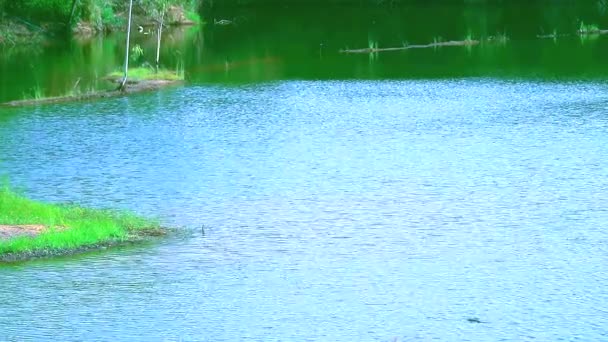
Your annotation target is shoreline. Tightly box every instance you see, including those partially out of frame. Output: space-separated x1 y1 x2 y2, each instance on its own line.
0 187 169 263
0 227 168 263
2 78 183 107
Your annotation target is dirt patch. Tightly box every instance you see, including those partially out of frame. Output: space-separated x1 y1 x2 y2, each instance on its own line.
0 225 49 240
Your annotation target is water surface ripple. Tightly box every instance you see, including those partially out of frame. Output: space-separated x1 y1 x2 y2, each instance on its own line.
1 79 607 341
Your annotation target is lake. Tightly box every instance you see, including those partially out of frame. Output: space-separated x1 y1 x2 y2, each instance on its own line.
1 2 608 341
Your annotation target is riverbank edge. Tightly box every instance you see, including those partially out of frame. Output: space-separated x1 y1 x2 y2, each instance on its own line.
2 79 183 107
0 227 170 263
0 187 172 263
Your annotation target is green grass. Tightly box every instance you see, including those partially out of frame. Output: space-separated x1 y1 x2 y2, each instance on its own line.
494 31 509 45
108 67 184 81
463 28 477 43
432 36 444 45
185 9 202 24
367 38 378 62
579 22 600 34
21 85 44 101
0 186 160 257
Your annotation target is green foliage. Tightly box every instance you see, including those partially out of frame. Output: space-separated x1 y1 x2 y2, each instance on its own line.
175 59 185 79
137 0 160 24
78 0 123 30
0 186 160 256
496 31 509 43
367 38 378 62
185 9 201 24
22 85 44 100
5 0 72 20
100 4 123 28
0 0 200 27
108 67 183 81
131 44 144 63
33 85 43 100
579 21 600 34
368 38 378 50
137 0 201 24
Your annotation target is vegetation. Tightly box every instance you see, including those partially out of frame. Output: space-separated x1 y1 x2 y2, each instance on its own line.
185 8 202 24
108 66 183 81
0 0 199 21
2 0 72 21
0 0 201 40
26 85 44 101
579 22 601 34
487 31 509 45
19 80 102 102
79 0 126 31
0 186 162 259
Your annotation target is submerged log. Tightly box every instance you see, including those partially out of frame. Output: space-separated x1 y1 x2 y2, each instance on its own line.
536 33 570 39
340 39 480 54
577 29 608 35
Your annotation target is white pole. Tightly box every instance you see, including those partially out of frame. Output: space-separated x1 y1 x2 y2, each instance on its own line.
120 0 134 90
156 5 165 72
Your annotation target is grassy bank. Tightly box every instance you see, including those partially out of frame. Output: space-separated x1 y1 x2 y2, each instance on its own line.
3 67 184 107
0 0 201 44
108 67 184 82
0 186 164 261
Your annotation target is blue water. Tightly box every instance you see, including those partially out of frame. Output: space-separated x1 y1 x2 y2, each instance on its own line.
1 79 607 341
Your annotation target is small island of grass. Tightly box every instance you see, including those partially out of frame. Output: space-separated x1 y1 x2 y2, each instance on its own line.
107 67 184 82
2 67 184 107
0 186 166 262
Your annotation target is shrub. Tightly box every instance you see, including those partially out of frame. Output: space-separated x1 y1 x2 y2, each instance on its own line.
6 0 72 21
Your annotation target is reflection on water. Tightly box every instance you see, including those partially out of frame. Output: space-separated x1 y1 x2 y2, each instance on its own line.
1 79 608 340
3 3 608 102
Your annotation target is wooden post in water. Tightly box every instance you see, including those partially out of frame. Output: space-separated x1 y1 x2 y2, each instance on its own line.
120 0 134 91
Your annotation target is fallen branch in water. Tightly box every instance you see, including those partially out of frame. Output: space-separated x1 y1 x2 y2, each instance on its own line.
537 33 571 39
577 29 608 35
340 39 480 54
538 31 608 40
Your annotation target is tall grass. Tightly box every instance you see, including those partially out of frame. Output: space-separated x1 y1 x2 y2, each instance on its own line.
22 85 44 101
367 38 378 62
579 21 600 34
108 66 184 81
175 60 185 79
0 186 160 256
